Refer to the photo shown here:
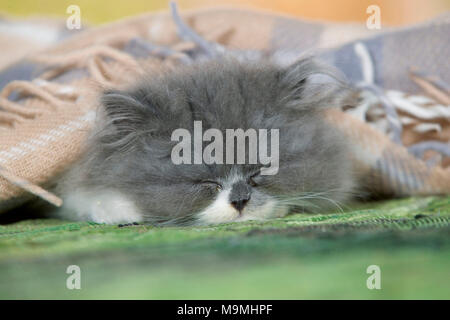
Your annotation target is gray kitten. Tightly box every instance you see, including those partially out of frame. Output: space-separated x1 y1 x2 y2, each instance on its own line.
57 57 357 226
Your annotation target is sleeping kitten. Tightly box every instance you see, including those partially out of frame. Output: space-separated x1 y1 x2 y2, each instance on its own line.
57 57 357 226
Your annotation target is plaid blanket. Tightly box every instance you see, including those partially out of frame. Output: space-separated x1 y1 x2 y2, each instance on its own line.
0 4 449 213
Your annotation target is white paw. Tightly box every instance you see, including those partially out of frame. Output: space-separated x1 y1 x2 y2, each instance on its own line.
61 188 143 224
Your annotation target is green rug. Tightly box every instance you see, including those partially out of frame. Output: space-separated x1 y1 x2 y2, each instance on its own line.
1 196 449 299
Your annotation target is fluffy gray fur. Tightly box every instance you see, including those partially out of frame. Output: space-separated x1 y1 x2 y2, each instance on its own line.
57 57 357 226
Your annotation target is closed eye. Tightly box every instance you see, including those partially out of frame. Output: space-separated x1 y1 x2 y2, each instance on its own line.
199 180 223 191
248 170 261 187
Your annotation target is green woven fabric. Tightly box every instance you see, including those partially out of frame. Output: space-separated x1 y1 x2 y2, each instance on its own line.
1 196 449 299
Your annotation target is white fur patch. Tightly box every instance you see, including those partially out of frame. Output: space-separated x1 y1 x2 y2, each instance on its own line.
197 189 239 224
61 189 143 224
235 200 287 222
196 188 289 225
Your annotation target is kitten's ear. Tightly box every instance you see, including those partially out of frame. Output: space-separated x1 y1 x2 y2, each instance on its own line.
101 89 153 133
280 57 357 111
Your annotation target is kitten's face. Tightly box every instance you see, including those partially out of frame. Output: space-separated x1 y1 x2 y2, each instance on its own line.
68 58 355 225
